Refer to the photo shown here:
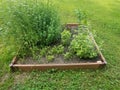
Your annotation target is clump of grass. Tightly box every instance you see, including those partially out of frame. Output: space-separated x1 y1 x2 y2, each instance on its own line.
75 9 87 25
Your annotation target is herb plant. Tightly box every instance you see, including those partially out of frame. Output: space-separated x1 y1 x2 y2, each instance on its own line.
0 0 61 56
69 32 98 59
56 45 64 54
64 52 73 60
46 55 54 62
48 45 64 55
40 47 50 57
61 30 71 46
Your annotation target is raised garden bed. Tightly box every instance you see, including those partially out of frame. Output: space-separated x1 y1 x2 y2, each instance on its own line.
10 23 107 71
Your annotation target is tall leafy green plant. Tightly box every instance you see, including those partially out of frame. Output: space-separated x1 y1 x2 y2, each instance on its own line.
0 0 61 56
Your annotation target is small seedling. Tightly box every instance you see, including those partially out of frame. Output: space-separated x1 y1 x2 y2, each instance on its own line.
49 45 64 55
48 46 58 55
56 45 64 54
40 47 49 57
64 52 72 60
46 55 54 62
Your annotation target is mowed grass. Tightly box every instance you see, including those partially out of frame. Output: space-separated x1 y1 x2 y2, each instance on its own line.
0 0 120 89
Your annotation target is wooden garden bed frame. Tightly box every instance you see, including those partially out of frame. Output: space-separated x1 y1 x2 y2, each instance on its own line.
10 23 107 71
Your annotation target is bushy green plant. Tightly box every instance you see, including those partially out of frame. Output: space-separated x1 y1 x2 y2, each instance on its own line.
61 30 71 46
69 33 98 59
64 52 73 60
49 46 58 55
46 55 54 62
56 45 64 54
40 47 50 57
0 0 61 56
48 45 64 55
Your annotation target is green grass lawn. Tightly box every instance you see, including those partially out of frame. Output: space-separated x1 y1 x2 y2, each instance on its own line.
0 0 120 89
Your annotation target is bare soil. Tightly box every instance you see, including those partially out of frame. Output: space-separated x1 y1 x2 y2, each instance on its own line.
17 55 100 64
